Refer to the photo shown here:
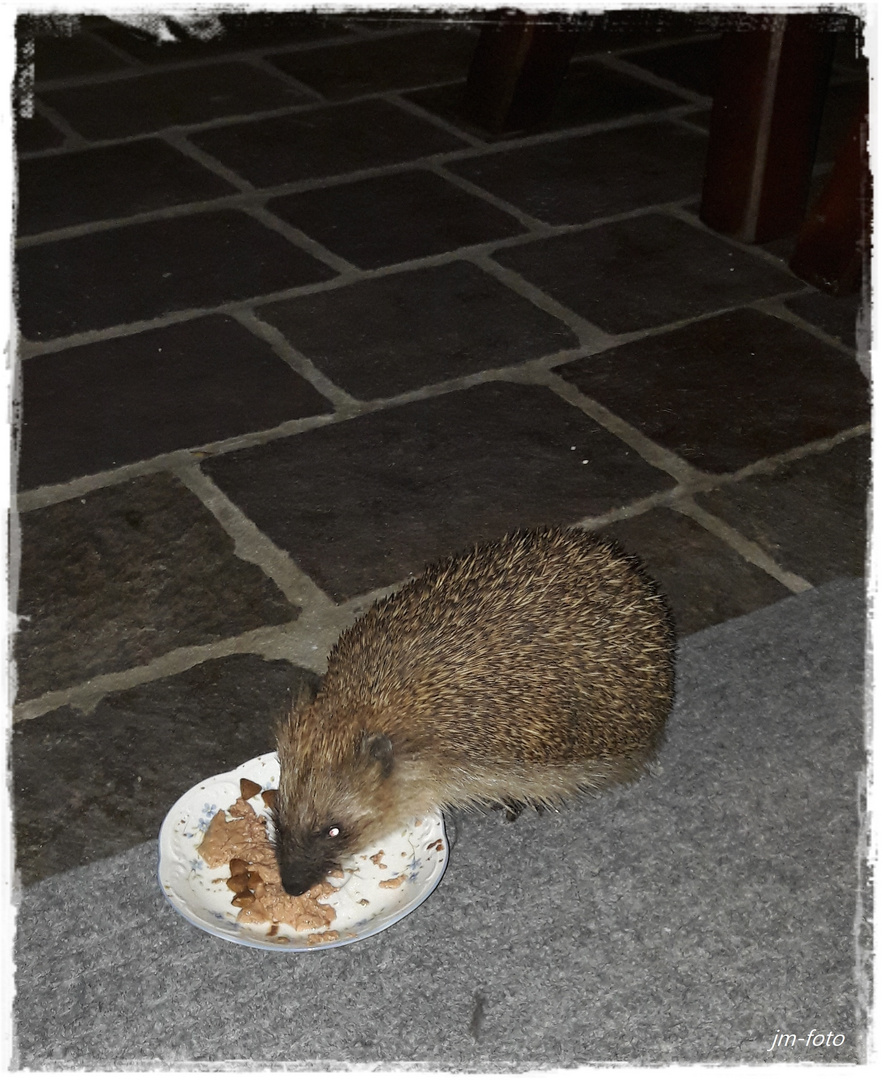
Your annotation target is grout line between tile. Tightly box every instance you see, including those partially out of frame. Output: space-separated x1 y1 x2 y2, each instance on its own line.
609 31 723 58
666 203 805 277
671 496 815 593
25 99 89 148
574 423 872 527
433 109 705 163
670 113 710 137
388 91 487 149
13 415 341 512
540 369 701 484
469 254 615 352
702 424 870 484
171 462 334 613
752 296 860 359
572 489 692 531
74 27 152 70
593 288 828 351
594 52 711 106
160 128 255 192
29 33 358 91
242 205 358 274
426 163 550 230
231 309 360 411
240 52 328 103
11 623 313 722
9 561 475 725
20 89 700 168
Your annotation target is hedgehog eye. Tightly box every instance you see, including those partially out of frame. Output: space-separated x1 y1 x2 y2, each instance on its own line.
327 826 340 838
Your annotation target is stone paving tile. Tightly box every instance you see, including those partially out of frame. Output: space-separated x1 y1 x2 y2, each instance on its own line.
18 315 333 491
446 121 707 225
12 655 319 885
24 20 135 81
38 62 313 141
407 58 689 140
695 436 870 585
190 99 470 189
267 169 526 270
15 112 65 153
267 28 478 99
623 37 720 96
14 473 299 701
598 507 791 636
84 11 356 63
557 308 869 474
17 139 239 236
784 291 861 349
203 381 674 601
256 261 578 399
493 212 799 334
17 209 337 341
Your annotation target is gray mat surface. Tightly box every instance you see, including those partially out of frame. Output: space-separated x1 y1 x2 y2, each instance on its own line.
12 579 868 1068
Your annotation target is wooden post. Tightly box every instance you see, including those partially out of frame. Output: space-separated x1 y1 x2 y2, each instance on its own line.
699 14 836 243
461 10 581 134
789 95 869 295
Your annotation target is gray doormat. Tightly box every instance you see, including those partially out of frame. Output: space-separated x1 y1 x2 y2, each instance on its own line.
12 577 868 1069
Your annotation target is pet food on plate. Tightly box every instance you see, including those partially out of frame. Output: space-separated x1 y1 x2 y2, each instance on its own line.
197 779 338 937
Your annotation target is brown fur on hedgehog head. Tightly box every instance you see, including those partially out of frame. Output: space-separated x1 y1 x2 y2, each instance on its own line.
273 698 403 897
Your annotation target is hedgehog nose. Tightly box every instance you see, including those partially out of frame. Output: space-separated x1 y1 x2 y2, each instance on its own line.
280 868 318 897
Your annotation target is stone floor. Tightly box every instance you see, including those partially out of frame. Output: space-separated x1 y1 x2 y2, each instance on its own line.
11 10 870 888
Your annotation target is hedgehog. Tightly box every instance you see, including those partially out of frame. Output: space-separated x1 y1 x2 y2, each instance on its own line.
273 526 675 896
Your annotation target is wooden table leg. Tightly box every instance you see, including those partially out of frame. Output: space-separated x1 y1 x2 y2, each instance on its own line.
788 94 870 295
461 10 582 134
699 14 836 243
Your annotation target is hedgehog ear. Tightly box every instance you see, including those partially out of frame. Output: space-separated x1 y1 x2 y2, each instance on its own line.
360 732 394 777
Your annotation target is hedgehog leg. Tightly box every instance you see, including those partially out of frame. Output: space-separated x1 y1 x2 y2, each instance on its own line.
496 800 525 823
491 799 545 822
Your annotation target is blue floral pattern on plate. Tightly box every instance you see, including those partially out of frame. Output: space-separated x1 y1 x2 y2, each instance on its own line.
158 752 449 952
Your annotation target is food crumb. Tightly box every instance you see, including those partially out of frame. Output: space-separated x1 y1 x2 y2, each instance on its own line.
240 778 261 801
379 873 407 889
308 930 340 945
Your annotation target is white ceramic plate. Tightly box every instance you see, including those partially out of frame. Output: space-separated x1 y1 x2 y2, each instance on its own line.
158 752 448 951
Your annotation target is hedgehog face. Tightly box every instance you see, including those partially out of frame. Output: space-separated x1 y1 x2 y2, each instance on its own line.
274 721 396 896
272 810 354 897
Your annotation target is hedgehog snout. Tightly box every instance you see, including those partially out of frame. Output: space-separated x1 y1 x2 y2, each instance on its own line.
274 813 351 896
279 862 324 898
276 839 336 896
